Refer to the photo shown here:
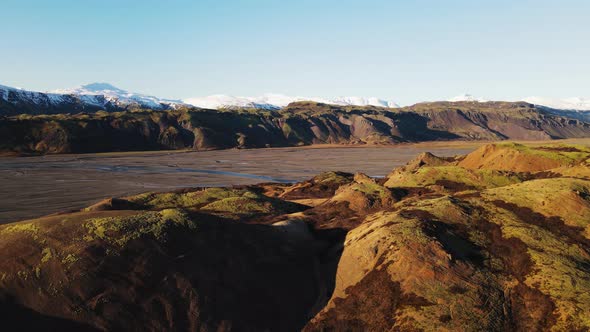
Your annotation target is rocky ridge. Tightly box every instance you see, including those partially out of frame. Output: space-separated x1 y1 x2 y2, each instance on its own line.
2 101 590 155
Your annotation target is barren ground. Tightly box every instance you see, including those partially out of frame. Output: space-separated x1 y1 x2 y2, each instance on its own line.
1 138 589 224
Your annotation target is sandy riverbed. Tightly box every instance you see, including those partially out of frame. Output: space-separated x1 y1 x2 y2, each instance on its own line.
2 138 589 223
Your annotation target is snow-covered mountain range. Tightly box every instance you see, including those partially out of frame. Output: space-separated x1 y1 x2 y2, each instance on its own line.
1 83 589 117
0 83 105 108
1 83 399 111
184 94 399 109
447 93 590 112
522 96 590 111
51 83 183 109
446 94 590 121
447 94 590 111
0 83 183 112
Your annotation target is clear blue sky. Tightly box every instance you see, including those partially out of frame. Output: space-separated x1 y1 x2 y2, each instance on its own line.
1 0 589 105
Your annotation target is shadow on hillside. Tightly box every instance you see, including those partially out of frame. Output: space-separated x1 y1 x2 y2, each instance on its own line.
394 113 462 141
0 295 100 332
164 214 348 331
0 209 346 331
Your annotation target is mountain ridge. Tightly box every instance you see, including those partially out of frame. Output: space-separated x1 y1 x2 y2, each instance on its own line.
2 100 590 155
0 83 182 115
2 83 590 155
2 82 590 113
52 83 184 110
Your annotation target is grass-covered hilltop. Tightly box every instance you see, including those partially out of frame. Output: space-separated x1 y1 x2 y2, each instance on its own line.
1 142 590 331
2 101 590 154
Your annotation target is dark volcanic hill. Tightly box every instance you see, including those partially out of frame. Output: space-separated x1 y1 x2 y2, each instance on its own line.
1 101 590 154
1 142 590 330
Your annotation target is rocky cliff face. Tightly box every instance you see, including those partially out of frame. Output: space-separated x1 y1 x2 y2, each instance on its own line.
1 143 590 330
2 101 590 154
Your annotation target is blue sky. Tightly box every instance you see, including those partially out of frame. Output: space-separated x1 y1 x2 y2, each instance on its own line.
1 0 589 105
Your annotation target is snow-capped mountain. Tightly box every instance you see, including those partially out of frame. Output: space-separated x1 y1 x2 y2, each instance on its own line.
523 96 590 122
52 83 183 109
2 81 589 120
325 96 399 108
183 94 287 110
522 96 590 111
447 94 489 103
446 93 590 111
183 94 399 109
444 93 590 121
447 93 590 110
2 83 398 113
0 83 104 107
0 83 184 114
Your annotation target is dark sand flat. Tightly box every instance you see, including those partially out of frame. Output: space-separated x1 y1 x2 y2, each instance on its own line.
2 139 589 224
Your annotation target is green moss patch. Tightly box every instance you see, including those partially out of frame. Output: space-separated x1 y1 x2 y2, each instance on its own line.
127 187 306 216
496 142 590 164
386 165 523 190
84 209 196 246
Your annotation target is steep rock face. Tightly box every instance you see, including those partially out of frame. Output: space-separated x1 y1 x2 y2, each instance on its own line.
2 101 590 154
0 112 194 153
409 101 590 140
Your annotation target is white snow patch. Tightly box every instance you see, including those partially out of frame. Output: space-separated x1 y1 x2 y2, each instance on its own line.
447 94 488 102
523 96 590 111
51 83 184 109
184 93 399 109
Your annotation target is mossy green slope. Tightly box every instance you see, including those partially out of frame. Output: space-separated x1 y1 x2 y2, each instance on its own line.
0 142 589 331
125 186 307 216
0 197 325 330
308 143 590 331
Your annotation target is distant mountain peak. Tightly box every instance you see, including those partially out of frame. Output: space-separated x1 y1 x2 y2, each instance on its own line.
51 83 182 109
0 82 183 111
448 94 488 102
53 83 128 96
78 82 126 94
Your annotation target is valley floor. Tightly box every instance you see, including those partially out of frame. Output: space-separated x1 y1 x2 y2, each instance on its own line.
1 138 589 223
